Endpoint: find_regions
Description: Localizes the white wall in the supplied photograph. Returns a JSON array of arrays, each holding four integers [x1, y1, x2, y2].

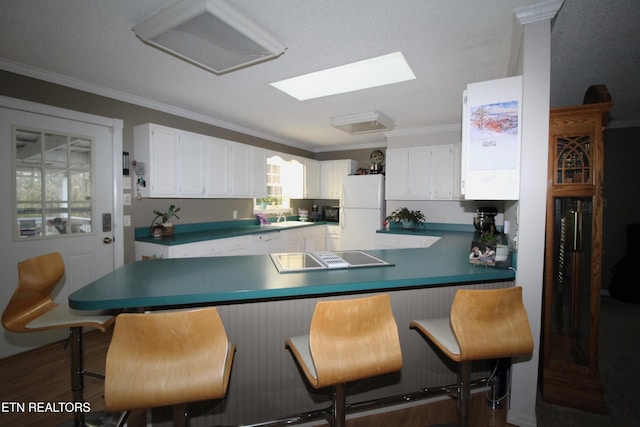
[[508, 18, 552, 427]]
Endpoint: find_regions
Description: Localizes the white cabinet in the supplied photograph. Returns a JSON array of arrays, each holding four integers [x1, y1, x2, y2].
[[135, 226, 327, 260], [204, 138, 230, 196], [251, 232, 284, 255], [320, 159, 357, 199], [281, 226, 326, 252], [134, 124, 178, 197], [134, 123, 267, 198], [135, 235, 253, 260], [326, 225, 342, 251], [179, 132, 206, 196], [385, 145, 458, 200], [461, 76, 522, 200], [303, 159, 320, 199], [375, 233, 441, 249]]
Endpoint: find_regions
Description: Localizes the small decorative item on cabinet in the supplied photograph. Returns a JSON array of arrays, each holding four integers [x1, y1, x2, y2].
[[385, 207, 426, 230], [150, 204, 181, 238]]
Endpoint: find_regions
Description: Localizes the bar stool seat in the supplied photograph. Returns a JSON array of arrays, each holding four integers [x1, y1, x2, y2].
[[286, 294, 403, 427], [2, 252, 115, 426], [411, 286, 534, 427], [104, 307, 235, 426]]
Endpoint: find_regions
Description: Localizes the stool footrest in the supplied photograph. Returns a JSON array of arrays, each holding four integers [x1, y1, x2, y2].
[[238, 377, 491, 427]]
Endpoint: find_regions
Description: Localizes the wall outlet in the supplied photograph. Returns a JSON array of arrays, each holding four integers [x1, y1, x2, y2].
[[123, 193, 131, 206], [233, 210, 238, 219], [123, 215, 132, 227]]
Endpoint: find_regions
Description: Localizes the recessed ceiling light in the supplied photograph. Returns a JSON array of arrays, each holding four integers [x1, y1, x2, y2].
[[270, 52, 416, 101], [331, 112, 395, 134], [133, 0, 286, 75]]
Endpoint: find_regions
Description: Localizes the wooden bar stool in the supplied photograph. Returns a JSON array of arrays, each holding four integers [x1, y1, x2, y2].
[[104, 307, 235, 427], [2, 252, 116, 426], [286, 294, 403, 427], [410, 286, 534, 427]]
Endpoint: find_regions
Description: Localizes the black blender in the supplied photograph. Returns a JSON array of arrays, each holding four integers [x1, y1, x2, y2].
[[473, 207, 498, 235]]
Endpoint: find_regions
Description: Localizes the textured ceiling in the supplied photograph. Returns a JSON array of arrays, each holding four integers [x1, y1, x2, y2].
[[550, 0, 640, 127], [0, 0, 637, 152]]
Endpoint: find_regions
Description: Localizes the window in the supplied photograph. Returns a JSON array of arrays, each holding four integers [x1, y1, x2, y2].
[[14, 126, 94, 239], [254, 156, 303, 212]]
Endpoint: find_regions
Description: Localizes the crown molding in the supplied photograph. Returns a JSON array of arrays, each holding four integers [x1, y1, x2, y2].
[[514, 0, 564, 25], [0, 58, 314, 151]]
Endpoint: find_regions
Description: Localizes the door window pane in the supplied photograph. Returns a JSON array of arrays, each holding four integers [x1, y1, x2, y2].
[[14, 126, 94, 239]]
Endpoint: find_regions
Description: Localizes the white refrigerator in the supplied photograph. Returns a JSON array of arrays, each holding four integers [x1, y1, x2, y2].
[[340, 174, 385, 250]]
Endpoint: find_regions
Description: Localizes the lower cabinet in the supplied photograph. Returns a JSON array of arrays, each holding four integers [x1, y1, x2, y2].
[[326, 225, 342, 251], [251, 233, 284, 255], [375, 233, 441, 249], [135, 226, 326, 260]]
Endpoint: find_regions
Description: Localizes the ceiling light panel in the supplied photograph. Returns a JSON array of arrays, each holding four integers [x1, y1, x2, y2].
[[270, 52, 416, 101], [331, 112, 395, 134], [133, 0, 286, 74]]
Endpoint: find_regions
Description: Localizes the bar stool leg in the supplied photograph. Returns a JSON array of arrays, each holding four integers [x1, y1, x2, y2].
[[332, 384, 346, 427], [70, 326, 85, 427], [173, 403, 189, 427], [457, 361, 471, 427]]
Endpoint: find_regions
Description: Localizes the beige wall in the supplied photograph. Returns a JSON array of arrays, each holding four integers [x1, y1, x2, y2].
[[0, 70, 384, 263]]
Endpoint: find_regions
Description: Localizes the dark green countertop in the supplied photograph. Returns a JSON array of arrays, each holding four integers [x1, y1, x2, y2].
[[71, 228, 514, 310], [135, 218, 330, 246]]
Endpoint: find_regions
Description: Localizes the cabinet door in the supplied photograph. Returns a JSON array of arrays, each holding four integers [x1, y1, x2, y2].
[[252, 233, 284, 254], [204, 137, 230, 196], [407, 147, 431, 198], [252, 148, 267, 198], [178, 132, 205, 196], [304, 159, 320, 198], [385, 148, 409, 199], [230, 144, 252, 197], [430, 145, 453, 199], [149, 126, 179, 196], [319, 161, 336, 199]]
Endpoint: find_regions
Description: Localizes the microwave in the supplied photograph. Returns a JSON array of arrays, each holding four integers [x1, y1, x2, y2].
[[323, 206, 340, 222]]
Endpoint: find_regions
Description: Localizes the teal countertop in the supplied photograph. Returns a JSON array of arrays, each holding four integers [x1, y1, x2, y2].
[[135, 218, 330, 246], [70, 228, 514, 310]]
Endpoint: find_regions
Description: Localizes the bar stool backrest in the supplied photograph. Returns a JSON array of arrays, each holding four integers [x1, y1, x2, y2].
[[309, 294, 403, 388], [2, 252, 63, 332], [104, 307, 235, 412], [450, 287, 534, 361]]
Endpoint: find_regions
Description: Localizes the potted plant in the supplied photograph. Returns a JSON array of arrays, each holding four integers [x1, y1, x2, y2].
[[385, 207, 426, 230], [150, 204, 181, 238]]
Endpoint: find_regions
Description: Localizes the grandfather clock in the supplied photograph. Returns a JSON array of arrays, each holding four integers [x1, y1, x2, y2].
[[541, 99, 613, 413]]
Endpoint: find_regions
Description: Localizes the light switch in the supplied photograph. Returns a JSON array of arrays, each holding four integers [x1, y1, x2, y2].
[[123, 193, 131, 206]]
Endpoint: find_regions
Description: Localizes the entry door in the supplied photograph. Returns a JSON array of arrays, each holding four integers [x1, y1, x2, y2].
[[0, 98, 123, 357]]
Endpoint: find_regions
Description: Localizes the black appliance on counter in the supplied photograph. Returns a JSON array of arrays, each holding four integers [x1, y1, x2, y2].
[[473, 207, 498, 234], [323, 206, 340, 222]]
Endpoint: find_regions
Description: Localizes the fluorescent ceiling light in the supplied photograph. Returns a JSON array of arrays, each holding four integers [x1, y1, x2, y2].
[[132, 0, 286, 74], [270, 52, 416, 101], [331, 111, 395, 134]]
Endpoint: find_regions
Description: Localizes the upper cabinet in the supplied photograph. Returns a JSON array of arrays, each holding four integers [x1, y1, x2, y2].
[[385, 144, 459, 200], [303, 158, 321, 199], [320, 159, 357, 199], [134, 123, 267, 199], [461, 76, 522, 200]]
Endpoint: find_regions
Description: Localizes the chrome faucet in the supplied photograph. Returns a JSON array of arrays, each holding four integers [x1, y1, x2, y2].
[[276, 212, 287, 223]]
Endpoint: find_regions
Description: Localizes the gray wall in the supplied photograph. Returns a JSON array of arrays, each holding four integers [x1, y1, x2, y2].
[[602, 127, 640, 289], [0, 70, 384, 263]]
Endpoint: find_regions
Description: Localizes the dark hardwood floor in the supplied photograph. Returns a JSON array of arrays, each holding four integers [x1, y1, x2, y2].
[[0, 330, 515, 426]]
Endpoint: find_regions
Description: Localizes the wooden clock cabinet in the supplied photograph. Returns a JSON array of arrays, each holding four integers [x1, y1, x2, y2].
[[541, 101, 613, 413]]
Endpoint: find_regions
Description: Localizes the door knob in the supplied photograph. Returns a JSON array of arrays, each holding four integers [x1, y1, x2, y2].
[[103, 237, 113, 244]]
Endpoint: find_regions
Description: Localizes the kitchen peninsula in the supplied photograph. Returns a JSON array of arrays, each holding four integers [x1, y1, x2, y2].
[[70, 225, 516, 425]]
